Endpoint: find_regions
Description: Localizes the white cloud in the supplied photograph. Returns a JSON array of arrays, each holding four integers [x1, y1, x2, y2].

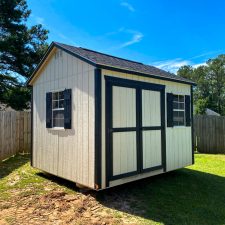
[[35, 16, 44, 24], [120, 32, 143, 48], [152, 58, 191, 74], [189, 50, 222, 60], [120, 2, 135, 12], [192, 62, 206, 68], [151, 58, 208, 74]]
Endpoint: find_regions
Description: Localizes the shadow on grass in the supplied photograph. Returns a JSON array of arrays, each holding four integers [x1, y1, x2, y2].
[[37, 167, 225, 225], [96, 169, 225, 225], [37, 172, 80, 192], [0, 154, 30, 179]]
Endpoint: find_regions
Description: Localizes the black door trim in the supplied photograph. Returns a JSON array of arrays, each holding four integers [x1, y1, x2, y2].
[[105, 76, 166, 187]]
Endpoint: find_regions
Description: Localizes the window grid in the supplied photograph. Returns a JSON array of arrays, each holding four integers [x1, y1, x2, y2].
[[52, 91, 64, 128], [173, 95, 185, 126]]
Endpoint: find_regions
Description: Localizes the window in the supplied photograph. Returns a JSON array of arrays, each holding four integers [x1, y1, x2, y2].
[[46, 89, 72, 129], [52, 91, 64, 127], [167, 93, 191, 127], [173, 95, 185, 126]]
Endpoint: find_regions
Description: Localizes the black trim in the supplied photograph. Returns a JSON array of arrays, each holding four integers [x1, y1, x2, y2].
[[105, 75, 165, 90], [105, 80, 112, 187], [191, 86, 194, 164], [46, 92, 52, 128], [142, 126, 162, 130], [185, 95, 191, 126], [110, 127, 137, 132], [167, 93, 174, 127], [94, 68, 102, 189], [105, 76, 166, 186], [99, 64, 196, 86], [142, 165, 164, 173], [64, 89, 72, 129], [31, 87, 33, 167], [161, 88, 166, 171], [137, 88, 142, 174]]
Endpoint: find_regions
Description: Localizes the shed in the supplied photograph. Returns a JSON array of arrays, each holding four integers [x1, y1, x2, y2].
[[28, 42, 195, 190]]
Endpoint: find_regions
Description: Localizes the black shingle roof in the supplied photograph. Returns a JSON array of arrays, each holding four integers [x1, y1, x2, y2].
[[54, 42, 195, 85]]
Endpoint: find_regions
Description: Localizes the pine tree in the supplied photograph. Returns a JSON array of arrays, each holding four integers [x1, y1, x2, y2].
[[0, 0, 49, 110]]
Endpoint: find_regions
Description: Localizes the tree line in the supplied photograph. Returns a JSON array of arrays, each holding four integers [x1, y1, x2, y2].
[[0, 0, 225, 115], [177, 56, 225, 115]]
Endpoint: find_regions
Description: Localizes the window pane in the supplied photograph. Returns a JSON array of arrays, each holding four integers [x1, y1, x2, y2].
[[59, 100, 64, 108], [173, 102, 179, 109], [53, 119, 64, 127], [52, 100, 58, 109], [173, 110, 185, 126], [173, 95, 179, 102], [179, 95, 184, 102], [179, 111, 185, 125], [52, 92, 58, 100], [179, 102, 184, 110], [53, 110, 64, 119], [59, 91, 64, 100], [173, 111, 179, 122]]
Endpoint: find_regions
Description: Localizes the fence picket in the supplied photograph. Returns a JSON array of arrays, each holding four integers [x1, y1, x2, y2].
[[0, 111, 31, 161], [194, 115, 225, 153]]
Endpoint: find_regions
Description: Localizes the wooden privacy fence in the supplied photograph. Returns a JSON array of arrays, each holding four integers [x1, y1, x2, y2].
[[194, 115, 225, 154], [0, 111, 31, 161]]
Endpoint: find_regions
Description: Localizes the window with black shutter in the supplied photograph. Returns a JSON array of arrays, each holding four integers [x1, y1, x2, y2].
[[46, 89, 72, 129], [167, 93, 191, 127]]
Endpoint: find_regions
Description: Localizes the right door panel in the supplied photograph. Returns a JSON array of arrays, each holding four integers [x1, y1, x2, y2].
[[142, 130, 162, 169], [141, 89, 162, 171]]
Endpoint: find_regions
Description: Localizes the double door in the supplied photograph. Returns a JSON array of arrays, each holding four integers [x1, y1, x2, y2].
[[105, 76, 166, 186]]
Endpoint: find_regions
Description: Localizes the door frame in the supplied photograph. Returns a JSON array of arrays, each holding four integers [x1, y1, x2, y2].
[[105, 76, 166, 187]]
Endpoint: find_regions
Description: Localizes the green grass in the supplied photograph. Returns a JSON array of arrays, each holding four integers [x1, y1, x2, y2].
[[98, 154, 225, 225], [0, 154, 225, 225], [0, 155, 75, 201]]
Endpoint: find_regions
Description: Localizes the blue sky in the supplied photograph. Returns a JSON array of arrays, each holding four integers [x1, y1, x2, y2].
[[27, 0, 225, 73]]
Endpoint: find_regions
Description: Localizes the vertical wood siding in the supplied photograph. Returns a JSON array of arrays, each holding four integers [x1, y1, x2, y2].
[[142, 90, 161, 126], [113, 86, 136, 128], [113, 132, 137, 176], [101, 69, 192, 188], [32, 48, 95, 188], [0, 111, 31, 161]]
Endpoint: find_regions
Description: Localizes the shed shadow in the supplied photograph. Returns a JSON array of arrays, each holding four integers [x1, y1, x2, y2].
[[94, 169, 225, 225]]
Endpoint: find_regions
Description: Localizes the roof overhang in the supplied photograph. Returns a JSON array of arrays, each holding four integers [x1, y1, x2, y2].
[[27, 42, 196, 86]]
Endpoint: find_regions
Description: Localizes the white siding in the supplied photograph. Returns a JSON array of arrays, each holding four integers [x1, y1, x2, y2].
[[101, 69, 192, 189], [143, 130, 162, 169], [113, 86, 136, 128], [32, 48, 95, 188], [113, 132, 137, 176], [142, 90, 161, 126]]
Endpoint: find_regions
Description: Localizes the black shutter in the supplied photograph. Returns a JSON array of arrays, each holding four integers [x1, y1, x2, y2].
[[46, 92, 52, 128], [167, 93, 174, 127], [64, 89, 72, 129], [185, 95, 191, 126]]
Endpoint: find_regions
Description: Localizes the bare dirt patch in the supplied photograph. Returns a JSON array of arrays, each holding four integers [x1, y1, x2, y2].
[[0, 190, 124, 225]]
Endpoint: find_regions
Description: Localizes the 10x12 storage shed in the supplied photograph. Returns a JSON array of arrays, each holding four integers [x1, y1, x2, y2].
[[27, 42, 195, 190]]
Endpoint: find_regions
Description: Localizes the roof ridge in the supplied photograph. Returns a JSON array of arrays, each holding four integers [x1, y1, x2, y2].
[[79, 47, 144, 65]]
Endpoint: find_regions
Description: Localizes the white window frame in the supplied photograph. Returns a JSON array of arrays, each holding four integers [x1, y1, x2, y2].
[[52, 90, 64, 128], [173, 94, 185, 126]]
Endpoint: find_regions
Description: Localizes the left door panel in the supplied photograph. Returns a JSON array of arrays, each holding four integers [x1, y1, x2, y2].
[[111, 86, 138, 178]]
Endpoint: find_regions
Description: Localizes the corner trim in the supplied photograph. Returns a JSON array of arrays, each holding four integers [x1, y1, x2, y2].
[[94, 68, 102, 189], [191, 86, 194, 164], [31, 87, 33, 166]]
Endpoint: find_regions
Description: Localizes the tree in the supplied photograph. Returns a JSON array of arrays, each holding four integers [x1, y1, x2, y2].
[[177, 55, 225, 115], [0, 0, 49, 110]]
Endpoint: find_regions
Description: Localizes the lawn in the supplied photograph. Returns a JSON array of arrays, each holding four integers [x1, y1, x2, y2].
[[0, 154, 225, 225]]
